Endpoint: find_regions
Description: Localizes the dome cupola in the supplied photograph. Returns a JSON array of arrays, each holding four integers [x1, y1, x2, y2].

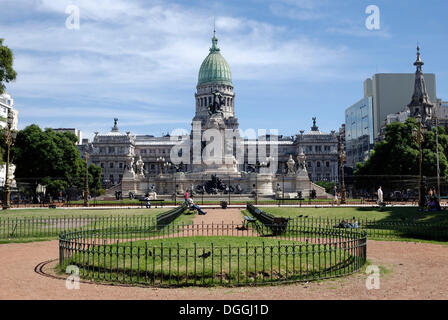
[[197, 30, 232, 87]]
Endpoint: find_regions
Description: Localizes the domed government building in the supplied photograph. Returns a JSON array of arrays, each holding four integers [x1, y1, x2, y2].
[[81, 31, 339, 199]]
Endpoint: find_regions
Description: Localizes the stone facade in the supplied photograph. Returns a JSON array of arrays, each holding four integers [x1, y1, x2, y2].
[[87, 119, 135, 188], [81, 31, 337, 197]]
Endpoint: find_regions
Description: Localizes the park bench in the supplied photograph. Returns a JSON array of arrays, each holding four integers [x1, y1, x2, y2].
[[185, 203, 199, 215], [138, 198, 165, 208], [246, 203, 290, 235], [276, 197, 305, 206]]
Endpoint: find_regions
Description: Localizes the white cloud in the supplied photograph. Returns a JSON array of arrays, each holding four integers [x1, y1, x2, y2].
[[3, 0, 361, 137]]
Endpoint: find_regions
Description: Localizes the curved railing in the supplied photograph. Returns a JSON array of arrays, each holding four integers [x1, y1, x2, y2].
[[58, 221, 367, 287]]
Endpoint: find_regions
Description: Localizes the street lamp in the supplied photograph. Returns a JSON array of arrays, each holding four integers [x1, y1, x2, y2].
[[434, 113, 441, 197], [156, 156, 165, 175], [163, 161, 172, 174], [249, 161, 268, 205], [2, 109, 17, 210], [339, 143, 346, 204], [413, 115, 425, 209], [83, 148, 89, 207]]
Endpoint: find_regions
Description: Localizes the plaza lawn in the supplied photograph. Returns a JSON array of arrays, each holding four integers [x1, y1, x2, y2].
[[245, 206, 448, 243], [0, 207, 195, 242], [254, 206, 448, 225], [0, 208, 170, 219], [64, 236, 360, 286]]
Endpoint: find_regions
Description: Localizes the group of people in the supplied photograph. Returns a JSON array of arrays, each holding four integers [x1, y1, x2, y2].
[[336, 218, 360, 229], [378, 185, 443, 211], [184, 191, 207, 215]]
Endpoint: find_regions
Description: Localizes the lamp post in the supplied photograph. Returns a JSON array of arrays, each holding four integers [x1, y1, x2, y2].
[[156, 157, 165, 176], [413, 116, 425, 209], [435, 114, 441, 197], [83, 149, 89, 207], [339, 144, 346, 205], [2, 109, 17, 210]]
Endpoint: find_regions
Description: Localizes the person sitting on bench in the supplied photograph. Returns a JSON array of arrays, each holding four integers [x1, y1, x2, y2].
[[187, 198, 207, 215]]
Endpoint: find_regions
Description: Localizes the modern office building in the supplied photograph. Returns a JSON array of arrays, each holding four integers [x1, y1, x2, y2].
[[364, 72, 437, 141], [345, 97, 374, 169], [345, 48, 439, 169]]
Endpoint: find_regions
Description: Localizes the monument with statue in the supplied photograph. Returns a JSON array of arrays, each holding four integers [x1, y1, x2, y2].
[[94, 31, 331, 201]]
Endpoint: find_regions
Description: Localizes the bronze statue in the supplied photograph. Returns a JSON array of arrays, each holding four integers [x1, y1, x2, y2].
[[208, 90, 223, 116]]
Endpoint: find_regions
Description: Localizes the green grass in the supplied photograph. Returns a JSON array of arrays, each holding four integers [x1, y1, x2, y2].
[[0, 207, 195, 243], [0, 208, 167, 219], [255, 206, 448, 224], [61, 235, 365, 287], [246, 207, 448, 243]]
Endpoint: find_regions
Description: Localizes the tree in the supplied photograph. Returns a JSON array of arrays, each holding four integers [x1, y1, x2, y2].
[[88, 164, 103, 196], [0, 39, 17, 165], [10, 125, 102, 201], [314, 180, 337, 194], [354, 118, 448, 193], [0, 39, 17, 94]]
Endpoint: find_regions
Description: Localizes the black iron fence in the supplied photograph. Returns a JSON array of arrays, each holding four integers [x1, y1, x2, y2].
[[0, 206, 189, 240], [247, 206, 448, 242], [58, 223, 367, 287]]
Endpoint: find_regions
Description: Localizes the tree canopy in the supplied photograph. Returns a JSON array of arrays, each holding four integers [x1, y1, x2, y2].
[[0, 39, 17, 94], [10, 124, 102, 199], [354, 118, 448, 192]]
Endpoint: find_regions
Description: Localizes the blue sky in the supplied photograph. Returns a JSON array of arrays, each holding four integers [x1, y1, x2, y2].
[[2, 0, 448, 140]]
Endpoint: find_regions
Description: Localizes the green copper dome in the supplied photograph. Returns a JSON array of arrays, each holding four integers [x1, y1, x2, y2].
[[197, 31, 232, 86]]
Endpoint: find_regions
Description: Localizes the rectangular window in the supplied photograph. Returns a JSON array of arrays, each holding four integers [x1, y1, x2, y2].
[[119, 163, 123, 169], [110, 162, 114, 168]]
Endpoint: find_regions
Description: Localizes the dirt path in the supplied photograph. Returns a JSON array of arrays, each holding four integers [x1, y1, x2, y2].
[[192, 208, 244, 225], [1, 208, 448, 300]]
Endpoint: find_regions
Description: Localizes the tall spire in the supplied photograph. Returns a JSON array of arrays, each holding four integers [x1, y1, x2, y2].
[[414, 44, 424, 72], [408, 45, 434, 124]]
